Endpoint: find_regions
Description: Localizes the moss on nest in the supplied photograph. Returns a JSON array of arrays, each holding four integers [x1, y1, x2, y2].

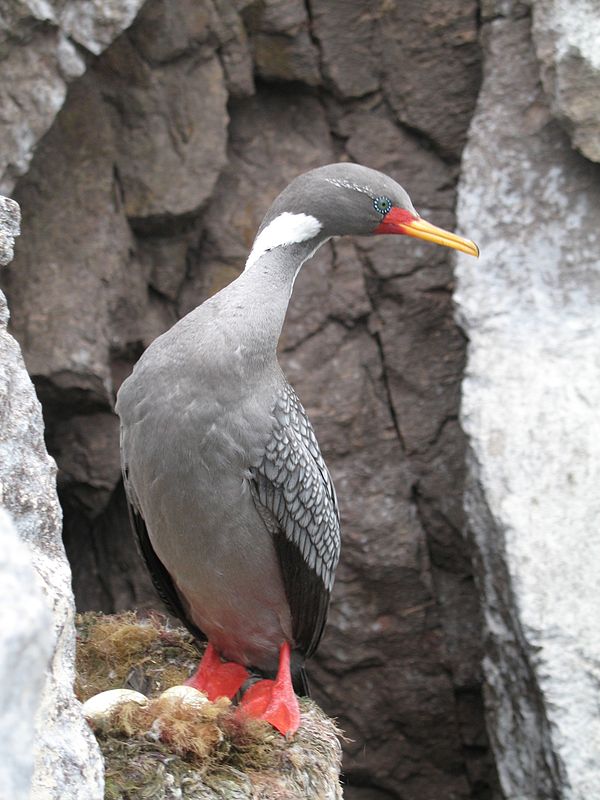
[[76, 612, 343, 799], [76, 611, 198, 701]]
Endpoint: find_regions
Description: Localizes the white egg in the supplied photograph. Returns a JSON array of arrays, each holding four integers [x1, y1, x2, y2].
[[159, 685, 209, 707], [82, 688, 148, 724]]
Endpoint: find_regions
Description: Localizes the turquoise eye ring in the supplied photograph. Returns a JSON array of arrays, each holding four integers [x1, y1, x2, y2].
[[373, 196, 392, 215]]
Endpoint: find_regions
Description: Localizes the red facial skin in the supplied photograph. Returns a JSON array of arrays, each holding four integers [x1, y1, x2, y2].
[[374, 207, 418, 235]]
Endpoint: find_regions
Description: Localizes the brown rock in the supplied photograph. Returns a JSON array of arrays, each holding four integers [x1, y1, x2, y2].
[[128, 0, 255, 97], [310, 0, 382, 98], [0, 0, 145, 194], [244, 0, 320, 86], [138, 236, 189, 303], [3, 79, 134, 405], [206, 0, 256, 97], [128, 0, 213, 62], [48, 412, 122, 516], [99, 38, 229, 220], [311, 0, 481, 157], [379, 0, 481, 159]]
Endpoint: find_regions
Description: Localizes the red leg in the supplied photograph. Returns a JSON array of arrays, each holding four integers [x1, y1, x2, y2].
[[238, 642, 300, 736], [185, 643, 249, 701]]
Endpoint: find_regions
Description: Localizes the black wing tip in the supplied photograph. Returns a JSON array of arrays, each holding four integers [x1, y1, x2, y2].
[[293, 664, 311, 697], [271, 528, 332, 658]]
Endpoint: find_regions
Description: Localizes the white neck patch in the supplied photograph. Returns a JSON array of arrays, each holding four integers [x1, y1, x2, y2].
[[245, 212, 322, 270]]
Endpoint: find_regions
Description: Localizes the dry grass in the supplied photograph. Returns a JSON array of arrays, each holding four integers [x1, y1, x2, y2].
[[76, 611, 198, 701], [76, 612, 343, 799]]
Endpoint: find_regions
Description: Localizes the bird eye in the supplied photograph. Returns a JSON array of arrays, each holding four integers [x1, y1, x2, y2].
[[373, 196, 393, 216]]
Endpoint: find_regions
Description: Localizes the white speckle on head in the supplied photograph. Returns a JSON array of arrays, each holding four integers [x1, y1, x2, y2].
[[245, 212, 322, 270], [324, 176, 373, 196]]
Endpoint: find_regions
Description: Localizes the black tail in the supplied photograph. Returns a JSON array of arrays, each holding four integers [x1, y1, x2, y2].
[[293, 665, 311, 697]]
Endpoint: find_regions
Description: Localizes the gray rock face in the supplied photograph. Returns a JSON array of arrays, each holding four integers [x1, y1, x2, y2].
[[1, 2, 498, 798], [0, 197, 20, 266], [54, 0, 143, 54], [0, 508, 53, 800], [0, 198, 103, 799], [0, 0, 145, 194], [532, 0, 600, 163], [456, 8, 600, 800]]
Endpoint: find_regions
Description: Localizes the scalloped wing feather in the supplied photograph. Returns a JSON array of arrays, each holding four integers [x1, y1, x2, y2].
[[250, 384, 341, 658]]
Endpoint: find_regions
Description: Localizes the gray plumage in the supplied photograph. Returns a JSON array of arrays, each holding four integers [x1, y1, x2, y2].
[[116, 163, 419, 677]]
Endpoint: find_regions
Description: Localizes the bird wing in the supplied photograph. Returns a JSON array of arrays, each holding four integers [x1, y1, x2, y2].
[[122, 464, 206, 641], [249, 384, 341, 658]]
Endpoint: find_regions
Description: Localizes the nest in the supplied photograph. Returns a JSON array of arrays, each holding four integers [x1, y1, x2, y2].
[[76, 612, 343, 799]]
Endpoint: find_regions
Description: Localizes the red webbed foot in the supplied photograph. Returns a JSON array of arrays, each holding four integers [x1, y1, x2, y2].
[[238, 642, 300, 736], [185, 642, 249, 701]]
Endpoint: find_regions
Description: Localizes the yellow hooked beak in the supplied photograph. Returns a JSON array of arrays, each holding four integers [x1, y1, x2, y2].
[[402, 217, 480, 257], [375, 207, 479, 257]]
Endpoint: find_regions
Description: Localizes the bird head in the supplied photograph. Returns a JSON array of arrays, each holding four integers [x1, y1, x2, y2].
[[250, 163, 478, 267]]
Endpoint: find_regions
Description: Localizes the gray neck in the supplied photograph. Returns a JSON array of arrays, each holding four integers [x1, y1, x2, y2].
[[225, 236, 327, 359]]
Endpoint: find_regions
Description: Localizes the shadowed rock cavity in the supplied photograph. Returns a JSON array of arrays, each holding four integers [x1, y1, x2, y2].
[[1, 1, 499, 798]]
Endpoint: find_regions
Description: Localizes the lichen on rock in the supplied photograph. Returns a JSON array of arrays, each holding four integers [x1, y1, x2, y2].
[[456, 6, 600, 799], [532, 0, 600, 163], [0, 197, 20, 267], [0, 508, 53, 800]]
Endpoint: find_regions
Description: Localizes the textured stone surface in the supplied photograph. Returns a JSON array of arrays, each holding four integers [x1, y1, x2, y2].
[[456, 9, 600, 800], [1, 2, 498, 798], [0, 508, 53, 800], [55, 0, 143, 54], [100, 37, 229, 219], [0, 197, 21, 266], [0, 0, 145, 194], [0, 199, 104, 799], [244, 0, 320, 86], [310, 0, 481, 158], [1, 78, 145, 401], [532, 0, 600, 163]]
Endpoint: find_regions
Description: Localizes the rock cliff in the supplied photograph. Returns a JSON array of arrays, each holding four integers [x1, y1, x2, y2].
[[2, 0, 599, 798], [1, 3, 494, 798], [456, 3, 600, 798], [0, 196, 104, 799]]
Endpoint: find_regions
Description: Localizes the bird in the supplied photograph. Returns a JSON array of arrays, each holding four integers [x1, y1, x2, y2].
[[115, 163, 478, 737]]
